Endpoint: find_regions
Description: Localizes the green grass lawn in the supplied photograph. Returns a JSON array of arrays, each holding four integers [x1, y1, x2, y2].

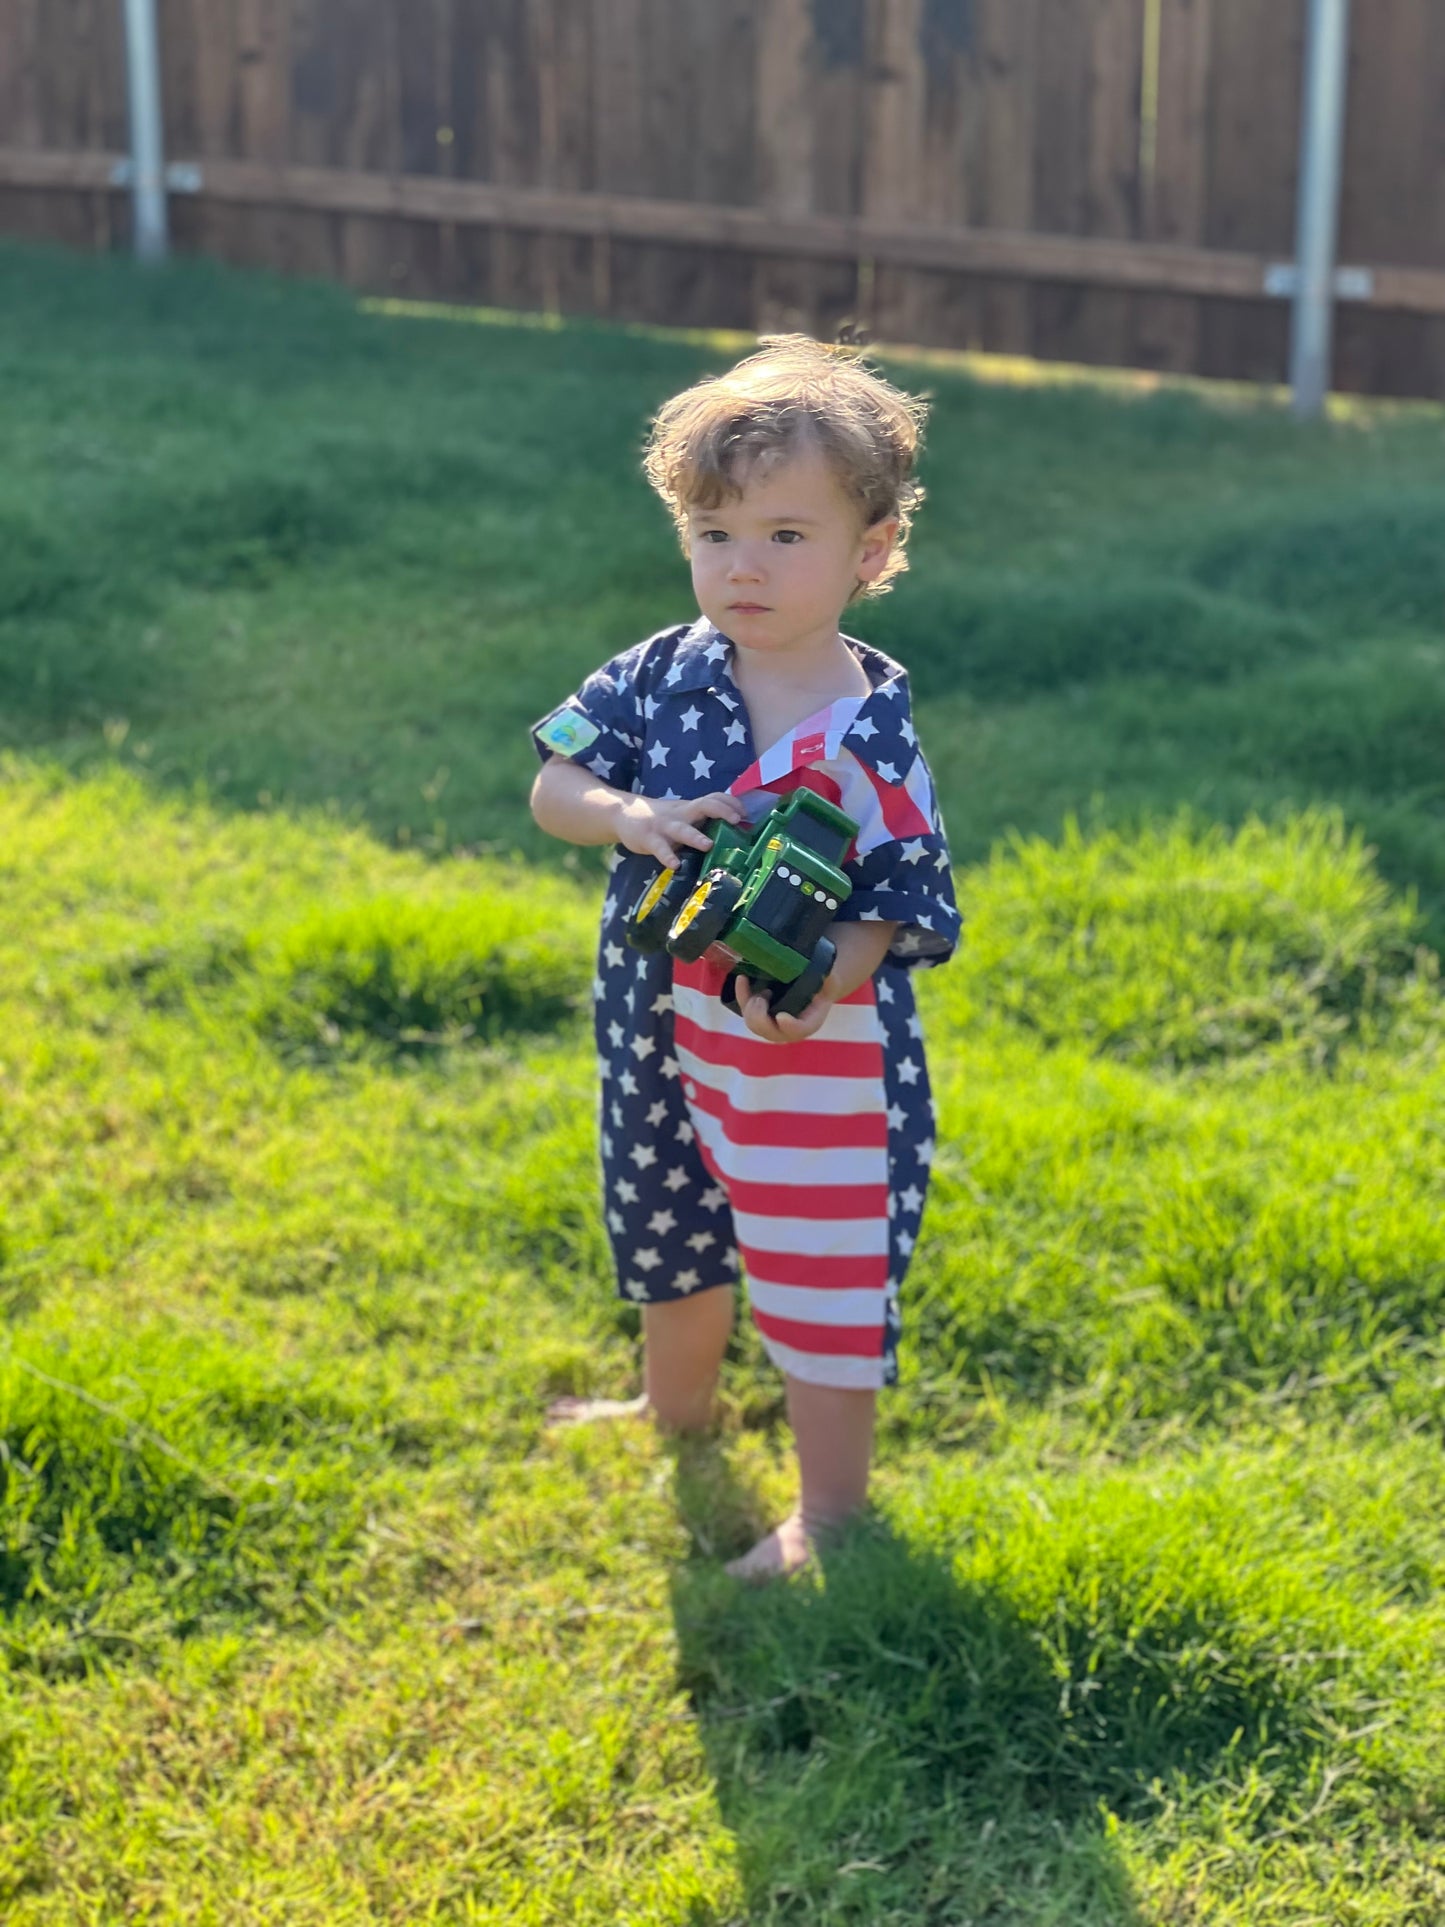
[[1, 241, 1444, 1923]]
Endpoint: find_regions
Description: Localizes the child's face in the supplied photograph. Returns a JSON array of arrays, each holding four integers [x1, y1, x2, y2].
[[686, 446, 897, 657]]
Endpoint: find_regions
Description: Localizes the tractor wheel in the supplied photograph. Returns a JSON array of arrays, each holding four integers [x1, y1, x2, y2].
[[667, 870, 743, 962], [625, 847, 704, 953], [771, 935, 836, 1017]]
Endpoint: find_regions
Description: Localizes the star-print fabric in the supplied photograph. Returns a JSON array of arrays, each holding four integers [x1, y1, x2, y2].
[[531, 619, 959, 1390]]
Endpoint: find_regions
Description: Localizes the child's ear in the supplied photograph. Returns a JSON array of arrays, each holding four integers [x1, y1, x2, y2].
[[856, 516, 900, 585]]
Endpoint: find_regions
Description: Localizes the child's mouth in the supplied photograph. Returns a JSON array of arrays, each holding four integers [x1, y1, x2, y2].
[[729, 603, 770, 615]]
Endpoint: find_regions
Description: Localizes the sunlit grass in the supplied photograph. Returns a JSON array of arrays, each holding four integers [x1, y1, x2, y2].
[[2, 760, 1443, 1921], [2, 242, 1444, 1921], [2, 241, 1443, 933]]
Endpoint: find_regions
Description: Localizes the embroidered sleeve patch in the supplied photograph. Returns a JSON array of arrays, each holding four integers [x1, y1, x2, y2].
[[536, 705, 602, 756]]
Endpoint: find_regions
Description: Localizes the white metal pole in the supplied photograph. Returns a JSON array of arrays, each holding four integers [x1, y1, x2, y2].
[[122, 0, 169, 261], [1290, 0, 1352, 418]]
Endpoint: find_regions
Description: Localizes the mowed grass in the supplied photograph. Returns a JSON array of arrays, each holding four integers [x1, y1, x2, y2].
[[1, 242, 1444, 1922], [2, 242, 1444, 939], [4, 770, 1444, 1924]]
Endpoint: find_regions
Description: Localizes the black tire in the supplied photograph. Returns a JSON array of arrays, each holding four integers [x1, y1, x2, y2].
[[667, 870, 744, 962], [771, 935, 836, 1017], [624, 847, 704, 953], [720, 968, 745, 1016]]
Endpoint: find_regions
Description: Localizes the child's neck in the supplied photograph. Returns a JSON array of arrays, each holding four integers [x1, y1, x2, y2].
[[728, 625, 870, 752]]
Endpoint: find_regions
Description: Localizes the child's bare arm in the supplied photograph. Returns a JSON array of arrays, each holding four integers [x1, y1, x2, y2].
[[530, 756, 745, 866], [823, 920, 903, 1000], [735, 919, 900, 1045]]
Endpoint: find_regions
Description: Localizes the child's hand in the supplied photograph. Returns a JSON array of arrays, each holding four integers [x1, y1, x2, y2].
[[615, 791, 746, 868], [734, 975, 837, 1044], [733, 924, 901, 1045]]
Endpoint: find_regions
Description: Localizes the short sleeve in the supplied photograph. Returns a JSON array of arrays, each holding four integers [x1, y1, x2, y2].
[[833, 750, 960, 969], [530, 652, 641, 792], [836, 836, 960, 968]]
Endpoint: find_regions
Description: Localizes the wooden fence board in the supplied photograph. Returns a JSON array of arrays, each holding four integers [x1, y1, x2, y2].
[[908, 0, 989, 354], [237, 0, 291, 241], [972, 0, 1040, 356], [0, 0, 41, 150], [548, 0, 596, 315], [1198, 0, 1304, 385], [33, 0, 83, 147], [672, 0, 760, 328], [1030, 0, 1147, 370], [1135, 0, 1213, 373], [862, 0, 928, 347], [1333, 0, 1445, 397], [3, 0, 1443, 399], [155, 0, 201, 157], [589, 0, 644, 319], [632, 0, 708, 329], [446, 0, 490, 304], [18, 0, 116, 252], [755, 0, 827, 337], [483, 0, 535, 310], [787, 0, 863, 343], [0, 0, 36, 244], [811, 0, 864, 221], [330, 0, 402, 298], [13, 149, 1445, 311]]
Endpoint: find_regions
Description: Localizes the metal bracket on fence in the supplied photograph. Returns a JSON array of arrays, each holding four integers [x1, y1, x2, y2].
[[108, 160, 203, 195], [1264, 263, 1375, 302]]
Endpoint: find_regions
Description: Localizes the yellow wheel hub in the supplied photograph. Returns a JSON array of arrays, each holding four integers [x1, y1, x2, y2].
[[672, 878, 713, 934], [637, 865, 674, 921]]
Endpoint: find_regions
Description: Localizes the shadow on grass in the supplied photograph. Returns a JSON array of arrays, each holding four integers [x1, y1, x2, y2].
[[663, 1440, 1151, 1925]]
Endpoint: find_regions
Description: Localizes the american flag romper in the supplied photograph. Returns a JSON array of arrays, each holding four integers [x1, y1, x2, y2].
[[532, 619, 960, 1391]]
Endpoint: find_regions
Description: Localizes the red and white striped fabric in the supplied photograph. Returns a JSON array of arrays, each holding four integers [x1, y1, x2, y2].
[[662, 694, 926, 1388], [673, 955, 892, 1391], [727, 694, 935, 853]]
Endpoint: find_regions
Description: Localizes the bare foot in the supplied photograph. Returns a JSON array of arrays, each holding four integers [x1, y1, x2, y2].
[[724, 1510, 814, 1583], [545, 1393, 649, 1427]]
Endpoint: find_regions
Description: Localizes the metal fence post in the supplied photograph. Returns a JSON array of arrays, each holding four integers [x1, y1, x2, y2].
[[122, 0, 169, 261], [1290, 0, 1352, 418]]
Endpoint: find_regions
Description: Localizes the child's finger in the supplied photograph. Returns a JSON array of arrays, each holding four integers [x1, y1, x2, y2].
[[734, 976, 767, 1038], [648, 835, 679, 867], [687, 792, 746, 823], [673, 824, 715, 853], [743, 992, 784, 1043]]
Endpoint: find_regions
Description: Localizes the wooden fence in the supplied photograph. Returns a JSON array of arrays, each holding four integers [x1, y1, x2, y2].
[[2, 0, 1443, 397]]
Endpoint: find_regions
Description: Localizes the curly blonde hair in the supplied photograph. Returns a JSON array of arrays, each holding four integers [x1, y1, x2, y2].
[[643, 335, 929, 600]]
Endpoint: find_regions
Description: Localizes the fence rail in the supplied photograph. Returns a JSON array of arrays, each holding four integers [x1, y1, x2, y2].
[[2, 0, 1443, 398]]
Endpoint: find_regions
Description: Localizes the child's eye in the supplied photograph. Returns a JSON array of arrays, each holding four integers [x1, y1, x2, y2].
[[772, 530, 804, 544], [698, 529, 729, 544]]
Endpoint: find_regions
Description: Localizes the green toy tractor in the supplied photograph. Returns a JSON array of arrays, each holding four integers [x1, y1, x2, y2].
[[624, 788, 857, 1017]]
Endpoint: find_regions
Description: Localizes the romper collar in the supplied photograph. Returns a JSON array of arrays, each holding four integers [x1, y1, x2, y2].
[[658, 619, 915, 772]]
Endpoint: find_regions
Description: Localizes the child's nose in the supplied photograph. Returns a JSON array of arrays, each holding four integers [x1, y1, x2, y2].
[[726, 543, 765, 581]]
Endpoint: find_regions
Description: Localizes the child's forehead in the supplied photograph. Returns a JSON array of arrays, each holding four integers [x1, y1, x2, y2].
[[689, 445, 853, 519]]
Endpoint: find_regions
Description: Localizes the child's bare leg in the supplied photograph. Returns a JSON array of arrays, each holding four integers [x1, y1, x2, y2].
[[643, 1288, 734, 1430], [546, 1288, 733, 1431], [725, 1376, 876, 1582]]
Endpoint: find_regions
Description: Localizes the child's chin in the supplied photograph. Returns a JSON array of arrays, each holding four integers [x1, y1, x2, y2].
[[717, 612, 789, 646]]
